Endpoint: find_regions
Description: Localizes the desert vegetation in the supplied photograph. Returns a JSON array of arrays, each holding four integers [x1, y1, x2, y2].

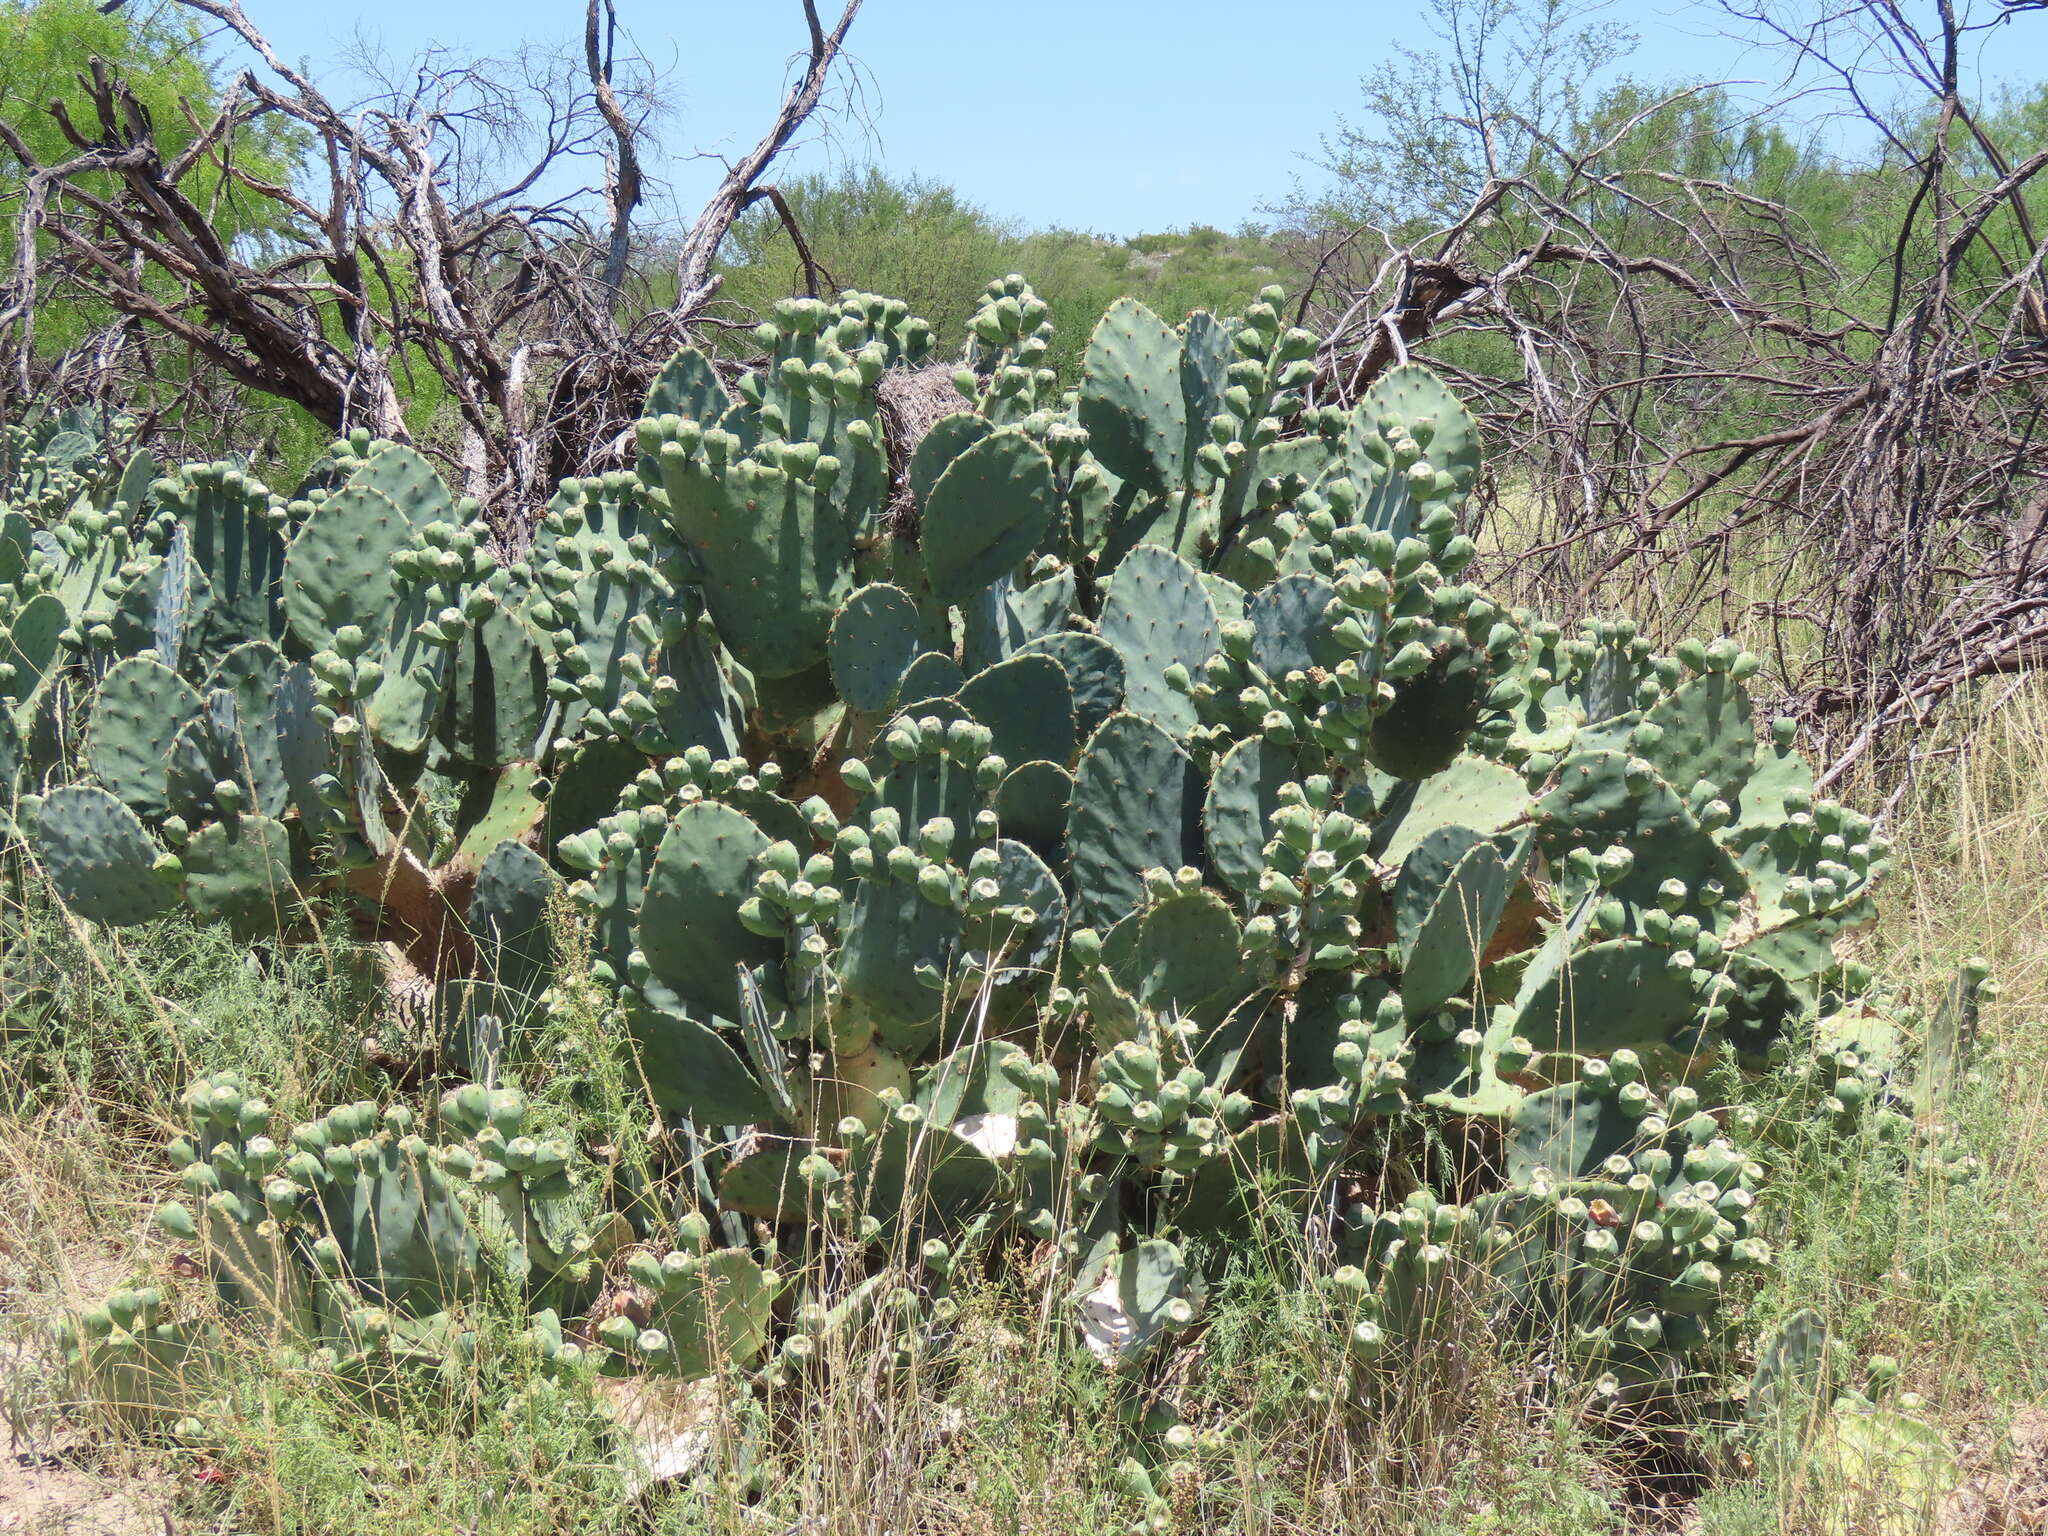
[[1, 2, 2045, 1534]]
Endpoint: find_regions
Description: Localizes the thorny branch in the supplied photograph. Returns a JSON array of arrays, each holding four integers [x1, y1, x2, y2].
[[0, 0, 864, 531], [1288, 0, 2048, 793]]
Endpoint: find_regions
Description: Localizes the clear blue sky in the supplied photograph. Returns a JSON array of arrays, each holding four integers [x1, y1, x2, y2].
[[247, 0, 2048, 237]]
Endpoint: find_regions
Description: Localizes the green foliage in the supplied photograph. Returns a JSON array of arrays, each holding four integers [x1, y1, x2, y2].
[[711, 169, 1285, 380]]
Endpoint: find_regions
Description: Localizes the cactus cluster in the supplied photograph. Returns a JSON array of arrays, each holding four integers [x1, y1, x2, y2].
[[5, 281, 1981, 1447]]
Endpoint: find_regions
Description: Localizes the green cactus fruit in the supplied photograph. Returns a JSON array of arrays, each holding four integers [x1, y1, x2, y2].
[[1070, 713, 1202, 929], [36, 786, 177, 925], [920, 430, 1057, 607]]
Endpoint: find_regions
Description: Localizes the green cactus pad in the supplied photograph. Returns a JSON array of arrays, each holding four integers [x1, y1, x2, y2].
[[348, 443, 457, 527], [1537, 749, 1744, 918], [1070, 712, 1201, 930], [993, 759, 1071, 862], [1077, 1237, 1199, 1367], [893, 651, 966, 709], [543, 737, 645, 847], [454, 763, 547, 864], [909, 413, 995, 507], [851, 1106, 1009, 1228], [633, 1247, 773, 1379], [839, 860, 963, 1055], [1747, 1308, 1829, 1431], [914, 1037, 1035, 1127], [35, 786, 175, 925], [281, 484, 411, 653], [1373, 755, 1533, 865], [640, 345, 732, 427], [439, 605, 549, 769], [656, 450, 855, 680], [959, 652, 1075, 768], [1177, 311, 1234, 480], [920, 430, 1057, 607], [0, 592, 64, 709], [1098, 546, 1218, 738], [1366, 640, 1490, 780], [1634, 671, 1756, 806], [640, 800, 780, 1023], [1109, 889, 1244, 1015], [85, 656, 203, 816], [1080, 298, 1185, 496], [109, 531, 212, 673], [166, 466, 288, 656], [981, 837, 1067, 978], [1358, 363, 1482, 496], [182, 813, 296, 938], [625, 982, 778, 1126], [205, 642, 290, 815], [1507, 1083, 1642, 1182], [1512, 937, 1700, 1058], [1014, 631, 1125, 740], [164, 688, 284, 823], [272, 662, 336, 831], [1395, 829, 1520, 1016], [829, 583, 924, 713], [468, 838, 557, 1010], [1203, 736, 1298, 893], [1248, 574, 1344, 681], [962, 568, 1076, 673]]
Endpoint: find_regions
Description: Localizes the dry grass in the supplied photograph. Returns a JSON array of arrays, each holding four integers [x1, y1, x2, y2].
[[5, 685, 2048, 1535]]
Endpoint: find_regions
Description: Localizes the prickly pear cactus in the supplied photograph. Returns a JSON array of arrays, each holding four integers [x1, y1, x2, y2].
[[20, 279, 1956, 1425]]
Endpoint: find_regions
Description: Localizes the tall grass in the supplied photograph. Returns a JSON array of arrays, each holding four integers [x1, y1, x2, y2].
[[6, 685, 2048, 1534]]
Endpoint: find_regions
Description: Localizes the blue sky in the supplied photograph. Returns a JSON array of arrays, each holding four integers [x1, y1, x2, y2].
[[248, 0, 2048, 237]]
